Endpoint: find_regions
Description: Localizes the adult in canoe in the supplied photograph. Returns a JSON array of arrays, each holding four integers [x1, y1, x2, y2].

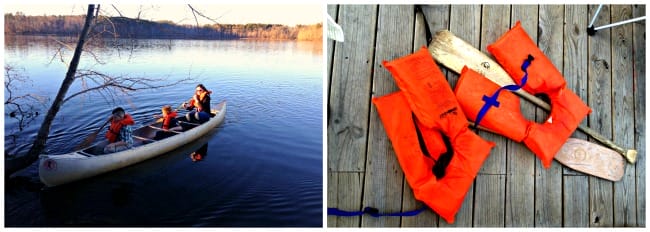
[[104, 107, 135, 153], [182, 84, 212, 124]]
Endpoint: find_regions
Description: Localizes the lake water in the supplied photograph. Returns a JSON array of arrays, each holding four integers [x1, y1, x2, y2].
[[4, 36, 323, 226]]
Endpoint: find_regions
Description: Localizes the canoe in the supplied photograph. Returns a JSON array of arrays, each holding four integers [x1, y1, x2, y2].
[[38, 101, 227, 187]]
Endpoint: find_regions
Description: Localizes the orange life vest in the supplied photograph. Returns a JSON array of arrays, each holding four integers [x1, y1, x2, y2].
[[162, 111, 178, 130], [473, 21, 592, 168], [189, 91, 212, 113], [377, 48, 495, 224], [106, 114, 135, 143]]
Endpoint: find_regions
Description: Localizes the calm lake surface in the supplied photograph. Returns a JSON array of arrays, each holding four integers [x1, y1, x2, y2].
[[4, 36, 323, 226]]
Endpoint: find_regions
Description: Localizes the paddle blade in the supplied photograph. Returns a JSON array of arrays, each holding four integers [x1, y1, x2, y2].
[[554, 138, 625, 181], [76, 133, 98, 150], [75, 120, 108, 150]]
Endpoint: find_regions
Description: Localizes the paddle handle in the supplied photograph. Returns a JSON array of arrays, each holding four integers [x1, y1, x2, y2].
[[178, 97, 194, 110], [98, 119, 110, 131], [428, 29, 636, 163], [75, 119, 110, 150]]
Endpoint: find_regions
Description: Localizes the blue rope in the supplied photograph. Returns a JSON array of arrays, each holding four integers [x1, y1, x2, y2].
[[474, 54, 534, 128], [328, 206, 428, 217]]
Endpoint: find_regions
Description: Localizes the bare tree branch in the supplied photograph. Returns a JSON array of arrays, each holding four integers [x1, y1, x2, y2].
[[51, 38, 75, 51], [62, 69, 192, 104], [188, 5, 200, 28], [94, 4, 101, 20], [4, 65, 49, 132], [187, 4, 222, 26], [111, 4, 124, 17]]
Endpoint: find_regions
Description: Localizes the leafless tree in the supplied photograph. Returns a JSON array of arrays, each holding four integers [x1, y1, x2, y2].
[[5, 4, 192, 177]]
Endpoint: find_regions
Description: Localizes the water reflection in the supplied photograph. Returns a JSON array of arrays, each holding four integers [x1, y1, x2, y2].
[[190, 144, 208, 162], [5, 35, 322, 226], [34, 130, 219, 225]]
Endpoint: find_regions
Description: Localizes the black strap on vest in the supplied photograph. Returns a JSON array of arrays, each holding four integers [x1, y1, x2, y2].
[[411, 113, 453, 179], [415, 5, 433, 45]]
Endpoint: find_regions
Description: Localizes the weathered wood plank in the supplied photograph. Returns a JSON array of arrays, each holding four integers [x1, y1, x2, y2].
[[561, 5, 591, 227], [327, 5, 338, 101], [447, 4, 479, 89], [564, 175, 590, 226], [405, 4, 451, 226], [530, 4, 564, 227], [328, 5, 377, 172], [362, 5, 414, 227], [400, 180, 439, 226], [402, 7, 442, 227], [587, 4, 614, 227], [632, 4, 646, 227], [472, 5, 510, 227], [327, 171, 338, 227], [505, 5, 537, 227], [562, 5, 590, 152], [474, 174, 506, 226], [611, 4, 637, 227], [329, 172, 365, 227], [418, 4, 451, 87], [440, 4, 478, 227], [477, 5, 510, 175]]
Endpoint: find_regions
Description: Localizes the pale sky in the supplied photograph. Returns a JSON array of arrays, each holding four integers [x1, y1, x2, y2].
[[3, 3, 323, 26]]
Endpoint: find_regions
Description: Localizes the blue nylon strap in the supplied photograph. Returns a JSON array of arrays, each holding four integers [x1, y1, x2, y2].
[[473, 54, 534, 128], [328, 206, 428, 217]]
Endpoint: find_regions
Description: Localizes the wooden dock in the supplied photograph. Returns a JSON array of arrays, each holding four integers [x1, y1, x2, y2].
[[327, 4, 645, 227]]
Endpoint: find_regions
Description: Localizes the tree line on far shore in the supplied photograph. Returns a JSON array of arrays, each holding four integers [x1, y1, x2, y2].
[[4, 13, 322, 41]]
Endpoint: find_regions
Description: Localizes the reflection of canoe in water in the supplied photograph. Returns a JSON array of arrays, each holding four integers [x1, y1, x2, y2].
[[39, 101, 227, 187]]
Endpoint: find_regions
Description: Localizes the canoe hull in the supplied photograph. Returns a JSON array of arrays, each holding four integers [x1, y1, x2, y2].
[[39, 101, 226, 187]]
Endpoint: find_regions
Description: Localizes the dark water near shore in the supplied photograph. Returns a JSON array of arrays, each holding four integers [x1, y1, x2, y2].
[[4, 36, 323, 226]]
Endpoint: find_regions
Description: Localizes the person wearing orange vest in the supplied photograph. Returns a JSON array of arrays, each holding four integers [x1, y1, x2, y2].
[[454, 22, 591, 168], [153, 105, 181, 140], [374, 48, 495, 224], [104, 107, 135, 153], [182, 84, 212, 123]]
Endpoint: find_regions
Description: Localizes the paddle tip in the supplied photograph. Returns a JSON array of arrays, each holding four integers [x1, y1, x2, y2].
[[626, 150, 637, 164]]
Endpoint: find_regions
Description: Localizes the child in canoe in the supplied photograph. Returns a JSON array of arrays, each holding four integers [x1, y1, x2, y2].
[[104, 107, 135, 153], [153, 105, 182, 140]]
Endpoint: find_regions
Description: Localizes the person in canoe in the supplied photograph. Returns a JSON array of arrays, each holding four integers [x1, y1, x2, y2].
[[153, 105, 182, 140], [181, 83, 212, 123], [104, 107, 135, 153]]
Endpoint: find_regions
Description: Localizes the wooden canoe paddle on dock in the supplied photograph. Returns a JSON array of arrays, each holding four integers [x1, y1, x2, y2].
[[428, 29, 636, 164], [469, 122, 624, 181], [428, 30, 627, 181]]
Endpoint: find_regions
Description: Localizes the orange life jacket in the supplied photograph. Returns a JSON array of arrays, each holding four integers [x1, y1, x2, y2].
[[377, 48, 495, 224], [473, 21, 591, 168], [106, 114, 135, 143], [189, 91, 212, 113], [162, 111, 178, 130]]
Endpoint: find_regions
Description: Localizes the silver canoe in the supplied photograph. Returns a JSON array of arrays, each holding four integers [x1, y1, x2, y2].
[[39, 101, 227, 187]]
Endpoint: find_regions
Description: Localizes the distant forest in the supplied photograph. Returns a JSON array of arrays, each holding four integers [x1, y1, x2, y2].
[[4, 13, 322, 41]]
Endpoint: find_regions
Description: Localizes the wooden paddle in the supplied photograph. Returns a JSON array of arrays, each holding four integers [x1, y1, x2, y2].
[[428, 29, 637, 164], [177, 97, 194, 110], [76, 119, 110, 150], [469, 122, 624, 181]]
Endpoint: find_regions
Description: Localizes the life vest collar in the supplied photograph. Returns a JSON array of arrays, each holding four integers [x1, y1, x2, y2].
[[162, 111, 177, 129], [106, 114, 134, 143]]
